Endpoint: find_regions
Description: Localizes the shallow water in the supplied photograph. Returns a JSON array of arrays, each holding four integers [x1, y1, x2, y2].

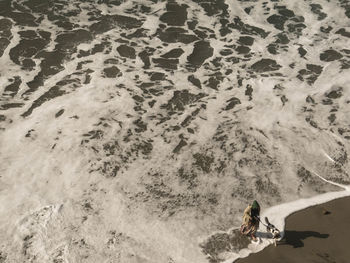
[[0, 0, 349, 262]]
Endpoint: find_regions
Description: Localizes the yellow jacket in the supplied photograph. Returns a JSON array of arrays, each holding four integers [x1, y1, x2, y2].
[[242, 205, 252, 225]]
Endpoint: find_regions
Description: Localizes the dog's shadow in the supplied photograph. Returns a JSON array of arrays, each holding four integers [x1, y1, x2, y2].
[[277, 230, 329, 248], [256, 230, 329, 248]]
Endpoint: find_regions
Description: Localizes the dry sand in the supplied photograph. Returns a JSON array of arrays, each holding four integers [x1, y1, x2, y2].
[[236, 196, 350, 263]]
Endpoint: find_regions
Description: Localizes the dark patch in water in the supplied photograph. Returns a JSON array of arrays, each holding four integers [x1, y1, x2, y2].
[[103, 66, 121, 78], [157, 27, 199, 44], [0, 0, 11, 15], [150, 72, 165, 81], [181, 108, 200, 127], [336, 28, 350, 38], [0, 18, 12, 56], [56, 29, 92, 51], [278, 7, 295, 18], [267, 14, 288, 30], [133, 118, 147, 133], [193, 153, 214, 173], [320, 26, 332, 34], [132, 95, 144, 103], [325, 87, 343, 99], [22, 234, 34, 256], [229, 17, 269, 38], [250, 59, 281, 72], [10, 12, 37, 27], [287, 22, 306, 36], [305, 117, 318, 129], [22, 79, 79, 117], [297, 64, 323, 85], [245, 84, 253, 100], [238, 36, 254, 46], [0, 103, 24, 110], [90, 14, 143, 34], [0, 37, 10, 57], [87, 41, 112, 56], [337, 0, 350, 18], [83, 130, 104, 141], [219, 49, 233, 56], [18, 30, 36, 39], [22, 0, 52, 13], [267, 32, 290, 54], [160, 2, 188, 26], [152, 58, 179, 70], [151, 72, 166, 81], [225, 97, 241, 110], [9, 37, 48, 66], [267, 43, 278, 55], [188, 75, 202, 88], [206, 75, 221, 90], [320, 49, 343, 62], [298, 46, 307, 57], [161, 48, 184, 58], [173, 139, 187, 153], [55, 109, 65, 118], [192, 0, 229, 17], [4, 76, 22, 97], [138, 48, 155, 69], [124, 28, 147, 39], [161, 90, 206, 113], [276, 32, 290, 44], [23, 29, 93, 94], [340, 58, 350, 70], [117, 45, 136, 59], [321, 98, 333, 105], [280, 95, 288, 106], [187, 40, 213, 67], [177, 167, 198, 189], [328, 114, 336, 124], [244, 7, 253, 14], [306, 64, 323, 74], [0, 250, 7, 262], [310, 4, 327, 20], [235, 46, 250, 54], [219, 18, 232, 37], [21, 58, 36, 70], [194, 28, 208, 39], [100, 161, 120, 178]]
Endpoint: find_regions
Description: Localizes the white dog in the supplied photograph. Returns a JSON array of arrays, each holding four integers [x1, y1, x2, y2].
[[264, 217, 281, 246]]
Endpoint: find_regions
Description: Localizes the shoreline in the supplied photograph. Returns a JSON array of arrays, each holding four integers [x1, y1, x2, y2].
[[234, 195, 350, 263]]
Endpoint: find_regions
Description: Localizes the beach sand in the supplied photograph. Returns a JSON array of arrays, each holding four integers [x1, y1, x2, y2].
[[236, 196, 350, 263]]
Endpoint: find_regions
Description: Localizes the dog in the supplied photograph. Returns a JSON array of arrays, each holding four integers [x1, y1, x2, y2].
[[264, 217, 281, 246]]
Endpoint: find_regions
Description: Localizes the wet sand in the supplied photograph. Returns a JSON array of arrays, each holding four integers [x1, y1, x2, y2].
[[236, 196, 350, 263]]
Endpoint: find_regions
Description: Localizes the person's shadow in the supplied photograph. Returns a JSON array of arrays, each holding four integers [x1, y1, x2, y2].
[[279, 230, 329, 248]]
